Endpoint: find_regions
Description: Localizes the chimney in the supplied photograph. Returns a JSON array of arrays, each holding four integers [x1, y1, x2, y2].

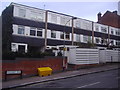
[[113, 11, 117, 15], [97, 12, 102, 22]]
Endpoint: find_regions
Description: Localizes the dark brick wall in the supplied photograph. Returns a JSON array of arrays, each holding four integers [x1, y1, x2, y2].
[[2, 57, 67, 80], [98, 11, 120, 28]]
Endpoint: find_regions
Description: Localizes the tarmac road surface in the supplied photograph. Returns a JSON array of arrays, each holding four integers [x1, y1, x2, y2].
[[20, 69, 120, 89]]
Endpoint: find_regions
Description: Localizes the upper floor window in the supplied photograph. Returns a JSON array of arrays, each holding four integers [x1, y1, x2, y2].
[[30, 27, 43, 37], [37, 12, 44, 21], [30, 12, 36, 20], [30, 27, 36, 36], [110, 40, 114, 45], [101, 26, 107, 33], [51, 30, 56, 38], [18, 25, 25, 35], [37, 28, 42, 37], [116, 30, 120, 36], [111, 29, 114, 35], [76, 34, 80, 42], [95, 25, 99, 31], [83, 35, 88, 42], [95, 38, 100, 43], [30, 11, 44, 21], [101, 38, 107, 45], [19, 9, 26, 17], [51, 14, 57, 23], [116, 41, 120, 46], [75, 20, 81, 28], [65, 32, 70, 40], [60, 17, 66, 25], [60, 32, 64, 39]]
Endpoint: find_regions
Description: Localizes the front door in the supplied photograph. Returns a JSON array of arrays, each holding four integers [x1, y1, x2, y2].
[[18, 45, 25, 53]]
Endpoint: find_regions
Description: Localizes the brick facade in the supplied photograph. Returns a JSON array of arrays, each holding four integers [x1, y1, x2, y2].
[[2, 57, 67, 80], [98, 11, 120, 28], [68, 64, 99, 70]]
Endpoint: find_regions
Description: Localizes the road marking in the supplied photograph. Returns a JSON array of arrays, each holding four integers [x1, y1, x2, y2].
[[77, 82, 100, 88]]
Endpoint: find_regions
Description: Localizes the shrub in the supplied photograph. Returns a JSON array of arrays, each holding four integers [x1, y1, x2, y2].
[[2, 50, 55, 60]]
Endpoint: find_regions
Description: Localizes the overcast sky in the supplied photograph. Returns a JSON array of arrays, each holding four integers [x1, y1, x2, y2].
[[0, 0, 119, 22]]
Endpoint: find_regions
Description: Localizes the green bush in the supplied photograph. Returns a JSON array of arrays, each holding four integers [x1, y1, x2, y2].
[[2, 50, 55, 60]]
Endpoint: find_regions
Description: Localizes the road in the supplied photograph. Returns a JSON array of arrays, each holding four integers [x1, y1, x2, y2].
[[19, 69, 120, 88]]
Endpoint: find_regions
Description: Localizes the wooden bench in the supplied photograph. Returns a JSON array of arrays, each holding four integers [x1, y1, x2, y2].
[[5, 70, 22, 80]]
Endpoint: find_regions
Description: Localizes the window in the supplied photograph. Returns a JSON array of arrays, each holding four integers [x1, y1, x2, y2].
[[30, 12, 37, 20], [37, 28, 42, 37], [95, 25, 99, 31], [51, 14, 57, 23], [31, 11, 44, 21], [19, 9, 26, 17], [115, 30, 120, 36], [18, 45, 25, 53], [37, 12, 44, 21], [75, 20, 81, 28], [60, 17, 66, 25], [95, 38, 100, 43], [30, 27, 36, 36], [51, 30, 56, 38], [83, 35, 88, 42], [101, 38, 107, 45], [116, 31, 118, 35], [11, 43, 17, 52], [60, 32, 64, 39], [65, 32, 70, 40], [76, 34, 80, 42], [101, 26, 107, 33], [88, 36, 92, 43], [111, 29, 114, 35], [118, 30, 120, 36], [110, 40, 114, 45], [18, 25, 25, 35], [116, 41, 120, 46]]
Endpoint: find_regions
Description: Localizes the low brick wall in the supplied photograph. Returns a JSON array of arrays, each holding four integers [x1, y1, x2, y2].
[[2, 56, 67, 80], [68, 64, 99, 70]]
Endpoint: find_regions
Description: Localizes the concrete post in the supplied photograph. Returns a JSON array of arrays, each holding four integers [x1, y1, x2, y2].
[[92, 22, 94, 44], [44, 10, 48, 51]]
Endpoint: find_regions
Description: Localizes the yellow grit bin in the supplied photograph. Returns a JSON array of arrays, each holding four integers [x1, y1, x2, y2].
[[37, 67, 52, 77]]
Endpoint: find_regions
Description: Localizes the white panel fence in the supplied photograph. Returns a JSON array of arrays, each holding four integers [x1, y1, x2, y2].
[[99, 50, 120, 63], [68, 48, 99, 64], [68, 48, 120, 65]]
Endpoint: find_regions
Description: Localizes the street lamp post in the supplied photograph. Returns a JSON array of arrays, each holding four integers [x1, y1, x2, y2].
[[62, 17, 77, 71]]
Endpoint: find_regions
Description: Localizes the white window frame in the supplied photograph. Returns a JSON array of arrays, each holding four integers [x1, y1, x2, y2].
[[19, 8, 26, 18], [30, 27, 36, 36], [65, 32, 70, 40], [51, 30, 56, 38], [37, 28, 43, 37], [95, 25, 99, 32], [95, 38, 100, 44], [101, 26, 107, 33], [60, 32, 64, 39], [18, 25, 25, 35], [51, 13, 57, 23], [76, 34, 80, 42], [11, 43, 28, 53], [83, 35, 88, 43], [110, 29, 114, 35]]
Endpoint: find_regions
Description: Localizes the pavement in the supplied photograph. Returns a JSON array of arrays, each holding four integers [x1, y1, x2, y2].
[[2, 63, 120, 89]]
